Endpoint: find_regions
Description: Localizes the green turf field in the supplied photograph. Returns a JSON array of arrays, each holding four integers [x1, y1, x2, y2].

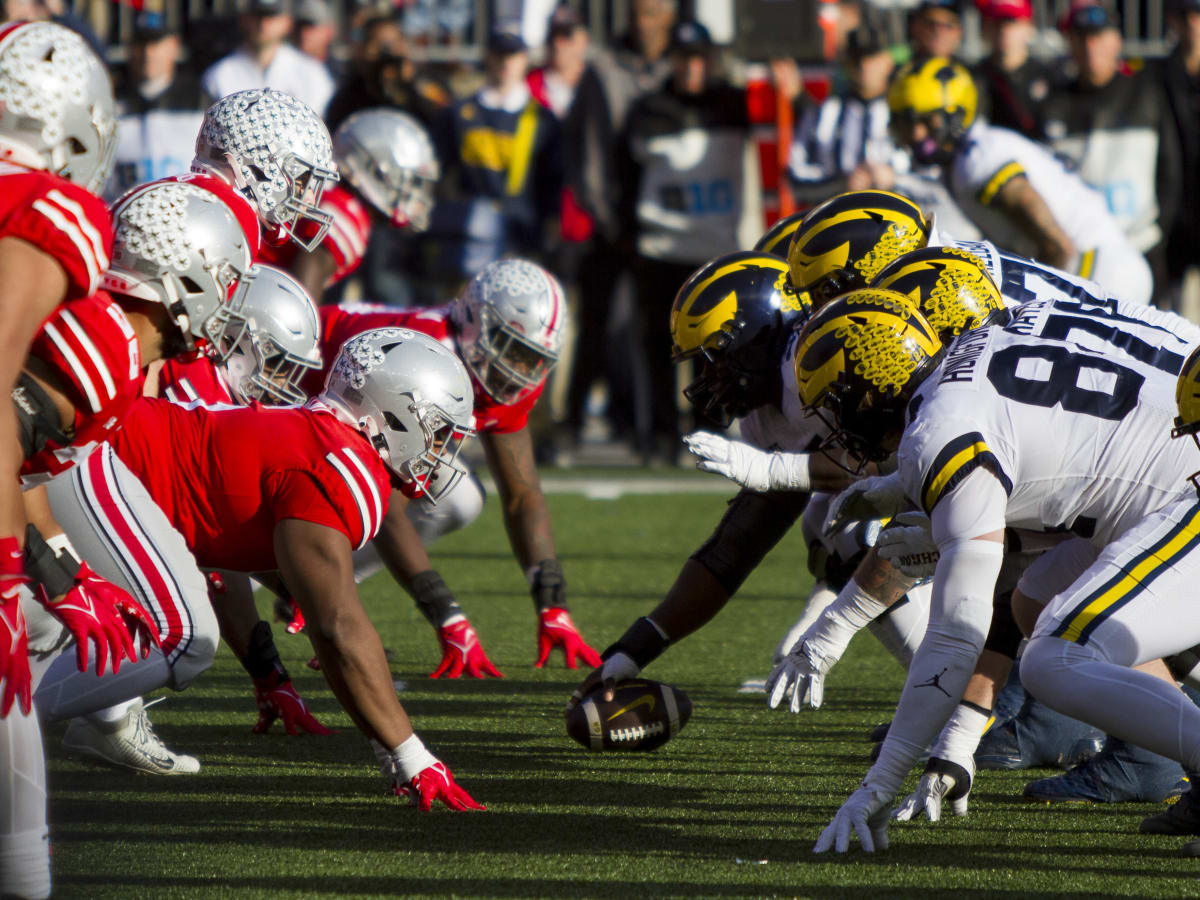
[[45, 487, 1200, 898]]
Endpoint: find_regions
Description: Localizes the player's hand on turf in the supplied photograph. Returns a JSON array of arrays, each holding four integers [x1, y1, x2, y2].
[[431, 617, 503, 679], [892, 757, 973, 822], [0, 544, 32, 716], [876, 512, 939, 577], [251, 671, 335, 735], [813, 784, 893, 853], [395, 761, 486, 812], [39, 562, 161, 676], [536, 607, 602, 669], [823, 472, 906, 536], [273, 593, 306, 634], [564, 651, 640, 714], [683, 431, 773, 491], [766, 640, 828, 712]]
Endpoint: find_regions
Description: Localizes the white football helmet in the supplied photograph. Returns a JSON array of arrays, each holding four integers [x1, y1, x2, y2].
[[322, 327, 476, 502], [208, 264, 322, 405], [333, 108, 438, 231], [102, 181, 254, 352], [453, 258, 567, 404], [0, 22, 117, 193], [192, 89, 338, 252]]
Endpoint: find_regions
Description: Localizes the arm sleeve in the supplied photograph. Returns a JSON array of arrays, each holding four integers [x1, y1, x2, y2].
[[864, 469, 1007, 795]]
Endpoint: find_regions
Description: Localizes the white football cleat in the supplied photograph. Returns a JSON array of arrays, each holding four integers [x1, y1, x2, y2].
[[62, 697, 200, 775]]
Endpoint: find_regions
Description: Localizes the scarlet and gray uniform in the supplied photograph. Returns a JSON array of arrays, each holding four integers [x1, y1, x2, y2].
[[307, 303, 540, 548], [258, 185, 372, 290], [35, 397, 390, 718]]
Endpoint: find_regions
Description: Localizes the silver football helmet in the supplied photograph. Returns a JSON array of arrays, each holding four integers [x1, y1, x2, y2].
[[192, 89, 338, 252], [333, 108, 438, 231], [322, 327, 476, 502], [453, 258, 567, 404], [0, 21, 117, 193], [208, 264, 322, 405], [101, 181, 254, 352]]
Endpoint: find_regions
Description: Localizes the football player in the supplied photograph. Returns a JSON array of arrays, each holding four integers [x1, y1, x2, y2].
[[564, 250, 931, 711], [789, 289, 1198, 852], [39, 329, 485, 810], [260, 107, 436, 303], [885, 57, 1152, 303], [302, 258, 599, 676]]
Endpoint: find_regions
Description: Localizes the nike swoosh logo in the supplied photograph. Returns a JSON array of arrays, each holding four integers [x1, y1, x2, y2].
[[607, 693, 655, 722]]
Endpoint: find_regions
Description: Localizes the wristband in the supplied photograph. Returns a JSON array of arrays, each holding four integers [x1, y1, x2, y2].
[[409, 570, 462, 627], [243, 620, 290, 682], [389, 733, 439, 781], [529, 559, 566, 612], [601, 616, 669, 670], [24, 524, 81, 599], [767, 451, 811, 492]]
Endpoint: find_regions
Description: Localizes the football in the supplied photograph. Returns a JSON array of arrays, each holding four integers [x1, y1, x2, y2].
[[566, 679, 692, 752]]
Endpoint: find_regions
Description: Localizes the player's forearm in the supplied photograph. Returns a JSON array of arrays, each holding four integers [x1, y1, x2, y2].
[[0, 417, 27, 544], [0, 238, 68, 395], [372, 503, 436, 591], [502, 493, 557, 570], [996, 176, 1075, 270]]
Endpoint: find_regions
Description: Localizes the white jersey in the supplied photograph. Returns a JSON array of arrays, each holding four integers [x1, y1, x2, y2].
[[739, 330, 827, 453], [898, 325, 1195, 548], [950, 122, 1125, 261]]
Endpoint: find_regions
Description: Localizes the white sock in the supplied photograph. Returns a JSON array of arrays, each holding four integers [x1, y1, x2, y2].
[[0, 705, 49, 899], [85, 698, 139, 726]]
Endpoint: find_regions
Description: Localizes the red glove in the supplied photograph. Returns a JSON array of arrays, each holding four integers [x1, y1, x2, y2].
[[272, 594, 306, 634], [251, 671, 335, 735], [430, 618, 503, 679], [395, 761, 486, 811], [535, 607, 602, 669], [38, 561, 161, 676], [0, 537, 31, 717]]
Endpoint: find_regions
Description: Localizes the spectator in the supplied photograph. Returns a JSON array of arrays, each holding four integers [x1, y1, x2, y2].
[[618, 20, 748, 461], [528, 5, 622, 455], [1158, 0, 1200, 310], [1, 0, 104, 54], [908, 0, 964, 59], [431, 23, 563, 282], [105, 12, 205, 200], [201, 0, 335, 115], [595, 0, 677, 131], [295, 0, 337, 69], [973, 0, 1053, 140], [325, 14, 450, 133], [1042, 2, 1182, 304]]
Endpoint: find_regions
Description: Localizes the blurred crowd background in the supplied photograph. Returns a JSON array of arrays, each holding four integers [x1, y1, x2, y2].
[[16, 0, 1198, 465]]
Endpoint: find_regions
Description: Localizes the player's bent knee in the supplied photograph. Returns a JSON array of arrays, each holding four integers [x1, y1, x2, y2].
[[167, 589, 220, 691]]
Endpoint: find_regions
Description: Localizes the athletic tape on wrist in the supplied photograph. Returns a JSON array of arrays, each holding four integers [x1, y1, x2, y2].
[[409, 570, 462, 627], [529, 558, 566, 612], [390, 733, 438, 782], [601, 616, 669, 669]]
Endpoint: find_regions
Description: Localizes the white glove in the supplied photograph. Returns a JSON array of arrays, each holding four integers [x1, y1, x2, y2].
[[823, 472, 907, 536], [892, 757, 973, 822], [765, 641, 830, 712], [875, 511, 939, 577], [682, 431, 810, 493], [813, 783, 893, 853]]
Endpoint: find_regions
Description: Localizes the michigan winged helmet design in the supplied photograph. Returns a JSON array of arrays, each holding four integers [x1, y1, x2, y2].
[[754, 211, 807, 258], [871, 246, 1009, 342], [888, 57, 979, 166], [787, 190, 931, 307], [794, 288, 943, 463], [669, 251, 810, 427]]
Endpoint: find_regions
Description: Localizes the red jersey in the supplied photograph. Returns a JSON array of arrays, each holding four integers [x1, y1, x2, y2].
[[308, 303, 542, 434], [0, 162, 112, 300], [155, 355, 234, 407], [23, 292, 143, 483], [258, 185, 372, 289], [110, 397, 391, 572]]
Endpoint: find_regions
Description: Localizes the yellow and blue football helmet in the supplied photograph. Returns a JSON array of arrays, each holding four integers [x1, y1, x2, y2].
[[670, 250, 810, 427], [888, 57, 978, 165]]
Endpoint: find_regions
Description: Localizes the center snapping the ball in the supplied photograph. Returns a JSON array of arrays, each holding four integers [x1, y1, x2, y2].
[[566, 679, 692, 751]]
